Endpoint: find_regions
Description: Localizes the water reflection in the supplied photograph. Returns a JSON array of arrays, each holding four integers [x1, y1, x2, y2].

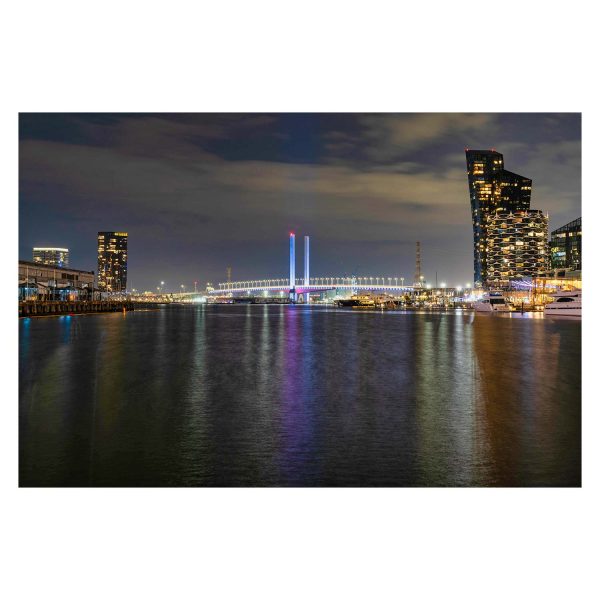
[[471, 316, 581, 486], [19, 307, 581, 487], [413, 315, 482, 485]]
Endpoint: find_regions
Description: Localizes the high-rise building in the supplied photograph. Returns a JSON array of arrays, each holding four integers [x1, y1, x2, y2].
[[97, 232, 128, 292], [485, 210, 549, 285], [466, 150, 533, 286], [32, 247, 69, 267], [550, 217, 581, 272], [492, 170, 532, 213], [466, 150, 505, 285]]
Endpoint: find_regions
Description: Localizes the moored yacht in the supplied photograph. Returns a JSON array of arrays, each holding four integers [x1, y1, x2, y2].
[[336, 293, 376, 308], [336, 292, 398, 309], [544, 290, 582, 317], [473, 293, 514, 312]]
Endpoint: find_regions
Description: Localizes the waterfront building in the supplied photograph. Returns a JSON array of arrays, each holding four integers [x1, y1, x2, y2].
[[485, 210, 549, 286], [19, 260, 94, 301], [492, 170, 532, 212], [32, 247, 69, 267], [550, 217, 581, 272], [97, 232, 128, 292], [466, 150, 532, 286]]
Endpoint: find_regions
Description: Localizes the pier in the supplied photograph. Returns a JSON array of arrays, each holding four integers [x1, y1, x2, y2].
[[19, 300, 159, 318]]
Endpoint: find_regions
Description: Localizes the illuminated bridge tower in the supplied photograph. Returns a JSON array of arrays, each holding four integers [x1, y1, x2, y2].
[[304, 235, 310, 302], [289, 232, 296, 301]]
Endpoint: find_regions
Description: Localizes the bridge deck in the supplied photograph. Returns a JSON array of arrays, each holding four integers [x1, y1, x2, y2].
[[209, 280, 416, 294]]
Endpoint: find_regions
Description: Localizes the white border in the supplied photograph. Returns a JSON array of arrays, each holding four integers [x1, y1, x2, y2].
[[2, 2, 597, 599]]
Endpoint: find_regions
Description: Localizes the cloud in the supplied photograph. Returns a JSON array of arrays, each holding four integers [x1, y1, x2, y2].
[[367, 113, 496, 144], [517, 139, 581, 227], [19, 137, 471, 240], [353, 113, 499, 162]]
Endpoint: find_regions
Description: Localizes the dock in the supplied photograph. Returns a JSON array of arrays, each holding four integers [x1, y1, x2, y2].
[[19, 300, 159, 318]]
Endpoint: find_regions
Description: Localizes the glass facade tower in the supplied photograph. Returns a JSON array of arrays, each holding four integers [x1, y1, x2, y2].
[[493, 170, 532, 212], [97, 232, 128, 292], [550, 217, 581, 271], [466, 150, 533, 286]]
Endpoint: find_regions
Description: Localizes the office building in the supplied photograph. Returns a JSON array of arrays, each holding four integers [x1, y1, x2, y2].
[[485, 210, 549, 285], [97, 232, 128, 292], [466, 149, 533, 286], [33, 247, 69, 267], [550, 217, 581, 272]]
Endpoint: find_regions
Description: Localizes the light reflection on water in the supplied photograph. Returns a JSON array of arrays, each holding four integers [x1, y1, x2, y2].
[[19, 306, 581, 486]]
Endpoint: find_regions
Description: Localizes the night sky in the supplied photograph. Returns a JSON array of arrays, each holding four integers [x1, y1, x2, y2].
[[19, 113, 581, 291]]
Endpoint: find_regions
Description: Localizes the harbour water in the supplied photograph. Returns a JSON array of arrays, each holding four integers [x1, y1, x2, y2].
[[19, 305, 581, 486]]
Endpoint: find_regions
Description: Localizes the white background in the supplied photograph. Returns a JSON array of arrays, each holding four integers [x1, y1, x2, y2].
[[1, 1, 597, 598]]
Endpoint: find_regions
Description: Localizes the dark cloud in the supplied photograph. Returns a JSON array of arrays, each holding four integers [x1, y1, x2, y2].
[[19, 113, 581, 290]]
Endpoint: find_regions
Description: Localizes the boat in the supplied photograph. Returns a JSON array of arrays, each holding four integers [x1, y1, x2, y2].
[[473, 293, 514, 312], [336, 293, 376, 308], [544, 290, 582, 317], [336, 292, 400, 309]]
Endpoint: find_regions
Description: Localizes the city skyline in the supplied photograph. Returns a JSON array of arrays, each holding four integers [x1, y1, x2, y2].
[[19, 113, 581, 289]]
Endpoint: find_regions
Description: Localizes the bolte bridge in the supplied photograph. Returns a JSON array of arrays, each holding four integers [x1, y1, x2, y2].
[[208, 233, 415, 300]]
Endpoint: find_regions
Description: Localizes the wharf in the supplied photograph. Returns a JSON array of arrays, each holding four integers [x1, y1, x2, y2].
[[19, 300, 159, 317]]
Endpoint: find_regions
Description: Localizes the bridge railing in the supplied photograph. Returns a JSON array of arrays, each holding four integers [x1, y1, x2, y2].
[[214, 277, 414, 292]]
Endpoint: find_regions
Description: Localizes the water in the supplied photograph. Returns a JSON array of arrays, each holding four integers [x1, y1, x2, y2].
[[19, 305, 581, 487]]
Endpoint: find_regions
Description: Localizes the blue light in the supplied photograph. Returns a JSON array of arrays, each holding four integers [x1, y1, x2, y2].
[[289, 233, 296, 290]]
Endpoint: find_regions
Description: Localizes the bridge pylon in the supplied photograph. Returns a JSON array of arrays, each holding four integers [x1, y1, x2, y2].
[[303, 235, 310, 302], [289, 232, 296, 301]]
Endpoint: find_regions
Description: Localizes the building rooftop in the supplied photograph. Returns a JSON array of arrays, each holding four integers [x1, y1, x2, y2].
[[19, 259, 94, 275], [551, 217, 581, 234], [33, 247, 69, 252]]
